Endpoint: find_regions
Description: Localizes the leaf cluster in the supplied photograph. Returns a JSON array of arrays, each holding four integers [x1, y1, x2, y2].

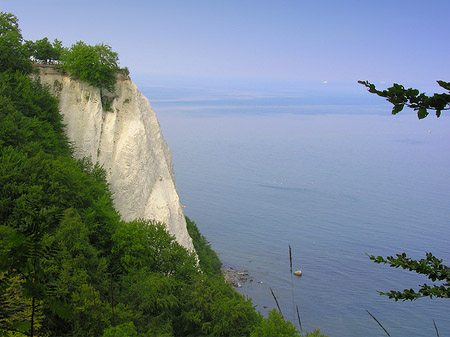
[[369, 252, 450, 301], [358, 80, 450, 119]]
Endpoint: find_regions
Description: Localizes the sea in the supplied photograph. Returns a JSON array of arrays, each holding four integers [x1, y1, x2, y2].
[[136, 76, 450, 337]]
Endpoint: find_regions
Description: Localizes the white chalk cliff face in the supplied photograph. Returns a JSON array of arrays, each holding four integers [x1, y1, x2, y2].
[[37, 66, 194, 251]]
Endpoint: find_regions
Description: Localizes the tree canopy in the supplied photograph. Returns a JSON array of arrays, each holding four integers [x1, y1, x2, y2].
[[60, 41, 120, 91], [1, 11, 121, 91], [0, 12, 32, 73], [24, 37, 64, 64]]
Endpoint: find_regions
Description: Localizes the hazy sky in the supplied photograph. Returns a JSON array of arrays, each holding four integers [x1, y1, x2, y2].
[[2, 0, 449, 87]]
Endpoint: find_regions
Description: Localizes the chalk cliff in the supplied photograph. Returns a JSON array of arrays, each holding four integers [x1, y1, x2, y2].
[[36, 65, 194, 251]]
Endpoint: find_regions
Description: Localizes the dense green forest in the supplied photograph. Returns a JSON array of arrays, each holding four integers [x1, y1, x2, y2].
[[0, 12, 327, 336]]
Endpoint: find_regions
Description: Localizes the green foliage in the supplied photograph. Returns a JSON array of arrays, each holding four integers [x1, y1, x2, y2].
[[101, 94, 114, 112], [53, 79, 63, 93], [118, 270, 178, 335], [112, 221, 262, 336], [61, 41, 120, 91], [208, 290, 261, 337], [177, 275, 262, 336], [249, 309, 326, 337], [359, 80, 450, 119], [25, 37, 65, 64], [0, 273, 45, 336], [102, 322, 138, 337], [0, 205, 59, 337], [361, 78, 450, 304], [186, 216, 222, 276], [0, 71, 69, 156], [304, 329, 328, 337], [0, 47, 119, 333], [51, 38, 64, 62], [70, 283, 112, 336], [112, 219, 197, 277], [119, 66, 130, 77], [0, 12, 303, 336], [0, 12, 32, 73], [369, 252, 450, 301], [250, 309, 300, 337]]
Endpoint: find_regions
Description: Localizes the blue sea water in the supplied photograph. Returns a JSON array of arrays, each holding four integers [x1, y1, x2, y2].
[[139, 78, 450, 337]]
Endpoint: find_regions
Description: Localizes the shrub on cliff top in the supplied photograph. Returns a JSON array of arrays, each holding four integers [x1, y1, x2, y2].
[[60, 41, 120, 91]]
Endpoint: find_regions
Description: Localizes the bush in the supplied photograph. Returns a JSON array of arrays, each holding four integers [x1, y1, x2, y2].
[[251, 309, 300, 337]]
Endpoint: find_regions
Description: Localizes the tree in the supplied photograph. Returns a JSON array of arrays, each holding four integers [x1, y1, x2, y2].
[[0, 273, 45, 335], [358, 80, 450, 119], [25, 37, 65, 64], [60, 41, 120, 91], [0, 12, 32, 73], [51, 38, 65, 62], [360, 80, 450, 300], [0, 206, 59, 336]]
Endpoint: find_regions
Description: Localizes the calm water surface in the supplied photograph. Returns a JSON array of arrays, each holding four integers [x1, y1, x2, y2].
[[141, 81, 450, 337]]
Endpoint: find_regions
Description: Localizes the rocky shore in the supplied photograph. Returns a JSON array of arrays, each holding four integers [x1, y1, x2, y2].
[[223, 267, 253, 288]]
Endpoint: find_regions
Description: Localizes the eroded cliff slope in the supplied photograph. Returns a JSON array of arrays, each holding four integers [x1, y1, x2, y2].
[[37, 65, 194, 251]]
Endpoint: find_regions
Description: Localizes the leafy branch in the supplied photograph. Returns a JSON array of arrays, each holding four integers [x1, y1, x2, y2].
[[368, 252, 450, 301], [358, 80, 450, 119]]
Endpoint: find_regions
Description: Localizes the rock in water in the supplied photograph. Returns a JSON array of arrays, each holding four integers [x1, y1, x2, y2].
[[36, 65, 194, 252], [294, 270, 303, 276]]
